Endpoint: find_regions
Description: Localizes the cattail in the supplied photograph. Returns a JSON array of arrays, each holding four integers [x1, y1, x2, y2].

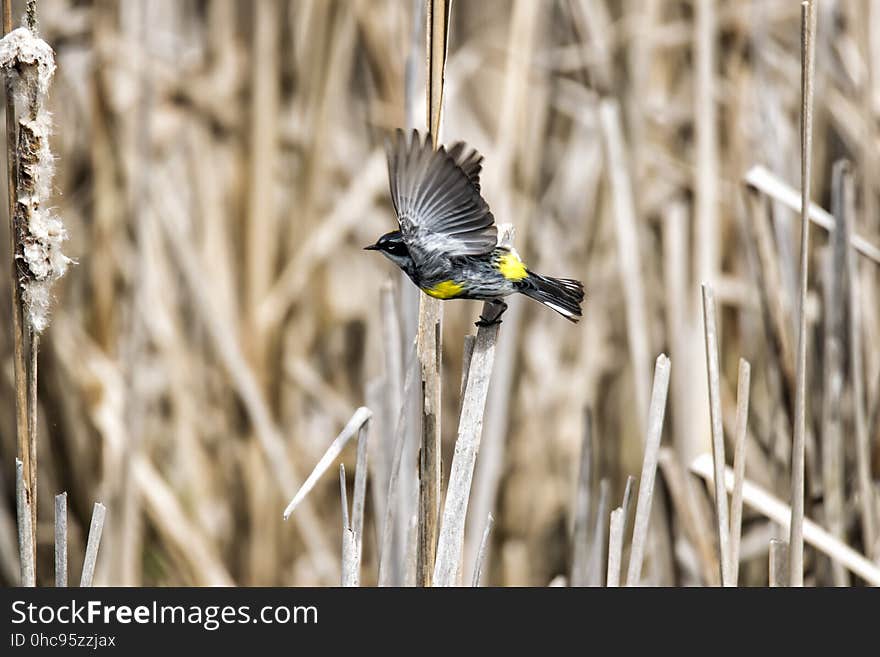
[[0, 26, 68, 334]]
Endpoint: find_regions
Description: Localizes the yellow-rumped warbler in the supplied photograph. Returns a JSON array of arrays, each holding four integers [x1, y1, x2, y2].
[[366, 129, 584, 326]]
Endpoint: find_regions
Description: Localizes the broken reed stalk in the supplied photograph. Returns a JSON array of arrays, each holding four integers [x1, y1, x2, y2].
[[690, 454, 880, 586], [769, 539, 789, 587], [416, 0, 453, 588], [433, 323, 500, 586], [607, 506, 624, 587], [789, 0, 816, 588], [339, 464, 358, 587], [471, 512, 494, 587], [620, 476, 635, 540], [729, 359, 750, 585], [351, 419, 370, 571], [79, 502, 106, 587], [282, 406, 373, 519], [625, 354, 671, 586], [15, 459, 34, 586], [341, 528, 358, 587], [701, 284, 732, 586], [54, 491, 67, 586], [339, 464, 350, 530], [606, 478, 633, 588]]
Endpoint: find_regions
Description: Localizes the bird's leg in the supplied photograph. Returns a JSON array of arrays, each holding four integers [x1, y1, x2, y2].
[[475, 300, 508, 327]]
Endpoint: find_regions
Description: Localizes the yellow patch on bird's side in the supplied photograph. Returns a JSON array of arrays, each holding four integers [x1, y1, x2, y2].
[[424, 280, 464, 299], [497, 252, 528, 281]]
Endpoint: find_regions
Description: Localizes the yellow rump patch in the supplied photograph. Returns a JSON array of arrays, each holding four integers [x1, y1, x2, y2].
[[424, 280, 464, 299], [497, 252, 528, 281]]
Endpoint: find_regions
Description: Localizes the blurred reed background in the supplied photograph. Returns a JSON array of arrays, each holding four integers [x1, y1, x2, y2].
[[0, 0, 878, 587]]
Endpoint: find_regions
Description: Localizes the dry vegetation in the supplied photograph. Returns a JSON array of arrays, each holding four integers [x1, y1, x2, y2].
[[1, 0, 879, 587]]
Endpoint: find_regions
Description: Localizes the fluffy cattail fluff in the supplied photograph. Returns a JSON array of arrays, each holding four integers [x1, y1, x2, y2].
[[0, 27, 69, 333]]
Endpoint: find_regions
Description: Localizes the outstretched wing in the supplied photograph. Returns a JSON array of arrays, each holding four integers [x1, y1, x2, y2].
[[385, 129, 497, 260], [446, 140, 484, 192]]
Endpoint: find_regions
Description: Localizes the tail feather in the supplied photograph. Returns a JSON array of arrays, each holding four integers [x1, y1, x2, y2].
[[518, 271, 585, 323]]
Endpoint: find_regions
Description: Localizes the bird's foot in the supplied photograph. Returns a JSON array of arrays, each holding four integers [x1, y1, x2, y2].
[[475, 301, 508, 328]]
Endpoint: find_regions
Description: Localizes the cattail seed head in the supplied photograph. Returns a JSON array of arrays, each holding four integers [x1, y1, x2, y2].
[[0, 26, 69, 334]]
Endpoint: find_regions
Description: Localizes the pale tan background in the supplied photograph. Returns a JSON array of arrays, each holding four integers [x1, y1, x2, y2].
[[0, 0, 878, 586]]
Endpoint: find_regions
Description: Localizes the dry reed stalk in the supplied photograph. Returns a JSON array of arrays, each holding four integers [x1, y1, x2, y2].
[[821, 168, 848, 584], [701, 285, 732, 586], [841, 167, 878, 561], [620, 476, 635, 541], [416, 0, 453, 588], [570, 407, 593, 587], [245, 0, 279, 353], [351, 420, 370, 571], [282, 407, 373, 519], [625, 354, 671, 586], [339, 465, 359, 587], [15, 459, 34, 586], [26, 329, 37, 536], [607, 507, 624, 587], [54, 492, 66, 587], [432, 322, 500, 586], [690, 454, 880, 586], [79, 502, 106, 587], [662, 201, 692, 462], [743, 166, 880, 266], [458, 335, 476, 415], [606, 477, 634, 587], [599, 98, 650, 430], [694, 0, 718, 287], [729, 359, 751, 585], [742, 187, 796, 405], [769, 539, 789, 587], [339, 464, 350, 530], [789, 0, 817, 587], [471, 513, 494, 587], [463, 297, 522, 580], [2, 12, 29, 545]]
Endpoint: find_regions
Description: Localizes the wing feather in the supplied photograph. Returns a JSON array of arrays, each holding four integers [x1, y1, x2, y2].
[[385, 129, 496, 259]]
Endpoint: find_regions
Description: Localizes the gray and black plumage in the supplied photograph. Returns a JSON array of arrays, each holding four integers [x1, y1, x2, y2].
[[365, 129, 584, 326]]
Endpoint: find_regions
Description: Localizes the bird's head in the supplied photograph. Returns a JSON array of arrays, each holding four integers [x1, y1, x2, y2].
[[364, 230, 414, 272]]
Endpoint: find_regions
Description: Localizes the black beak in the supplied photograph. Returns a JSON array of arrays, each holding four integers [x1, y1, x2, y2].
[[364, 243, 379, 251]]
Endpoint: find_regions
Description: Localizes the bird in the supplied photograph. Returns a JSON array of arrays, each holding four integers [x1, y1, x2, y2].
[[365, 129, 584, 327]]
